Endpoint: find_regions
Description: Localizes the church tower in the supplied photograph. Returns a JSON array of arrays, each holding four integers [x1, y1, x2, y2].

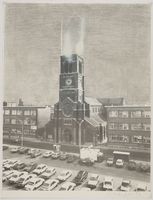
[[54, 54, 85, 145]]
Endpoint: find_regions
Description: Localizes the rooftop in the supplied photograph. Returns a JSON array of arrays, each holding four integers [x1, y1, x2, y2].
[[85, 97, 102, 106]]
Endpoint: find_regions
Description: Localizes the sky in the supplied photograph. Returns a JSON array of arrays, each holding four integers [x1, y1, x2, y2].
[[4, 4, 151, 106]]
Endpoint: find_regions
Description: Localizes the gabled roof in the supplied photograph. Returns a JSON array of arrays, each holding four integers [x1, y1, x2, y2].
[[85, 97, 102, 106], [85, 115, 106, 127], [97, 98, 125, 106]]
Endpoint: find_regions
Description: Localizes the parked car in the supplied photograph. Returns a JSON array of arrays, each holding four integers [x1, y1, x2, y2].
[[127, 160, 136, 170], [97, 152, 104, 163], [59, 182, 76, 191], [79, 158, 94, 166], [19, 147, 29, 154], [87, 174, 99, 189], [51, 152, 60, 159], [13, 161, 26, 170], [25, 178, 44, 191], [116, 159, 124, 168], [59, 152, 67, 160], [3, 170, 15, 182], [23, 162, 38, 173], [43, 151, 53, 158], [57, 170, 72, 182], [106, 158, 114, 166], [32, 164, 47, 175], [15, 174, 37, 188], [31, 150, 41, 158], [135, 183, 147, 191], [39, 179, 59, 191], [8, 171, 28, 184], [27, 148, 35, 155], [72, 170, 88, 186], [102, 177, 113, 191], [3, 159, 10, 167], [4, 160, 19, 170], [10, 146, 21, 153], [138, 163, 150, 173], [120, 180, 131, 191], [80, 187, 91, 191], [3, 145, 9, 150], [67, 155, 75, 163], [39, 167, 56, 180]]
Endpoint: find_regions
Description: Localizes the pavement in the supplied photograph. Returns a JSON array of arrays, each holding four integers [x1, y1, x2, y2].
[[2, 145, 151, 191]]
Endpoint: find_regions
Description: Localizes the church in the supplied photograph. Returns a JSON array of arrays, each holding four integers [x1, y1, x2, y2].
[[53, 54, 107, 146]]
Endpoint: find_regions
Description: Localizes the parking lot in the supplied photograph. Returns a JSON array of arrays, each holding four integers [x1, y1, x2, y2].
[[3, 145, 150, 192]]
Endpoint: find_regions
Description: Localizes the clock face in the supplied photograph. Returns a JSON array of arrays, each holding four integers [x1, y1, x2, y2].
[[62, 102, 73, 117], [65, 78, 72, 86]]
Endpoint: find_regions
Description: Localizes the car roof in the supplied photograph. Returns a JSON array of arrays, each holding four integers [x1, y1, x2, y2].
[[122, 180, 130, 183], [61, 182, 76, 187], [28, 178, 42, 182], [116, 159, 123, 161], [45, 179, 59, 184], [104, 177, 113, 181], [90, 174, 98, 178], [37, 164, 46, 167], [46, 167, 55, 170]]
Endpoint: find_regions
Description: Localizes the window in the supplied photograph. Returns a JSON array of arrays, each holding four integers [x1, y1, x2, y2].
[[143, 124, 151, 131], [16, 129, 22, 134], [143, 136, 150, 144], [131, 124, 143, 130], [4, 109, 10, 115], [16, 119, 23, 125], [131, 111, 141, 118], [12, 110, 17, 115], [64, 119, 72, 125], [109, 135, 129, 143], [119, 124, 129, 130], [24, 118, 31, 125], [11, 128, 16, 134], [31, 110, 36, 116], [31, 120, 36, 125], [109, 111, 118, 118], [142, 111, 151, 118], [24, 129, 29, 135], [17, 110, 22, 115], [108, 123, 118, 130], [79, 61, 82, 73], [4, 118, 10, 124], [11, 119, 16, 124], [24, 110, 31, 115], [118, 111, 128, 118], [132, 136, 143, 143]]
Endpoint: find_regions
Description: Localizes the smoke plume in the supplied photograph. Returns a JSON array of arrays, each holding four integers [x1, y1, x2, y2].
[[61, 16, 85, 57]]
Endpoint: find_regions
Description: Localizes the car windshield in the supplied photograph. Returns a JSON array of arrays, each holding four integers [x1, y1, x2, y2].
[[43, 183, 49, 187], [37, 167, 41, 170], [90, 176, 97, 181], [28, 182, 34, 185], [105, 181, 111, 185], [46, 170, 51, 173], [19, 178, 25, 181], [122, 182, 129, 187], [12, 174, 18, 178], [77, 172, 83, 178], [60, 187, 66, 191], [60, 172, 66, 176]]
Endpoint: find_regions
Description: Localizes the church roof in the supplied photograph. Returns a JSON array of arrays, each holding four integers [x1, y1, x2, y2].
[[85, 115, 106, 127], [97, 97, 125, 106], [85, 97, 102, 106]]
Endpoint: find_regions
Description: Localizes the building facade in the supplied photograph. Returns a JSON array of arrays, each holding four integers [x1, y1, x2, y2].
[[3, 105, 49, 139], [106, 105, 151, 149]]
